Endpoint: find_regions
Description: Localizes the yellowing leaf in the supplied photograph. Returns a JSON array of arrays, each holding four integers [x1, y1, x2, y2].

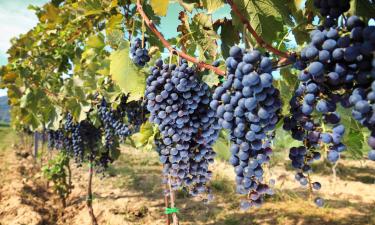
[[2, 72, 17, 82], [110, 42, 147, 101], [86, 34, 105, 49], [40, 3, 60, 23], [202, 0, 224, 13], [150, 0, 169, 16], [106, 14, 123, 33]]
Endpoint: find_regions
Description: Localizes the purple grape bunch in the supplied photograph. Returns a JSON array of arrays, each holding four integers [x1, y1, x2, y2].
[[211, 46, 281, 209], [130, 38, 151, 67], [313, 0, 351, 27], [145, 59, 220, 196]]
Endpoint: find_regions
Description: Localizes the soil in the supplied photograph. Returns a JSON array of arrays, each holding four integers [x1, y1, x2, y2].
[[1, 131, 375, 225]]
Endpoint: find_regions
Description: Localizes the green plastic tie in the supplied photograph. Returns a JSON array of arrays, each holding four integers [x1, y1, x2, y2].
[[165, 207, 179, 214]]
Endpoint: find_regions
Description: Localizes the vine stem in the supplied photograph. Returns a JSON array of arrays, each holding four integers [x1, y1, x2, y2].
[[87, 160, 98, 225], [306, 173, 313, 200], [332, 161, 338, 193], [164, 185, 171, 225], [226, 0, 290, 59], [168, 175, 179, 225], [135, 0, 225, 76]]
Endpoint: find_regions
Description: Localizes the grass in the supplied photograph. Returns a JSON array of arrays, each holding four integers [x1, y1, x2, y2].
[[0, 125, 15, 150], [99, 146, 375, 225]]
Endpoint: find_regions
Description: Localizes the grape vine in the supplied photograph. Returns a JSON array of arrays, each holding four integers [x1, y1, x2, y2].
[[0, 0, 374, 224]]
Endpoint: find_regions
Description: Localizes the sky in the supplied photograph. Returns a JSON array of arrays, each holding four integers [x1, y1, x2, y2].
[[0, 1, 230, 97], [0, 0, 49, 96]]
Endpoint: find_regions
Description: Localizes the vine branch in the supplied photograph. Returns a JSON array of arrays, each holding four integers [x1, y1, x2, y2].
[[136, 0, 226, 76], [226, 0, 290, 59]]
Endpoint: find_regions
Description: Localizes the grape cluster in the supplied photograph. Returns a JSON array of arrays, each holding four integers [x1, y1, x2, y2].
[[300, 16, 375, 156], [145, 59, 219, 195], [313, 0, 350, 27], [47, 97, 138, 170], [211, 46, 281, 208], [98, 99, 131, 139], [286, 15, 374, 206], [63, 114, 85, 162], [97, 98, 136, 170], [342, 17, 375, 160], [115, 94, 146, 132], [130, 38, 150, 67], [351, 80, 375, 160], [47, 129, 70, 151], [285, 27, 348, 204], [284, 82, 345, 202], [47, 114, 100, 163], [284, 83, 346, 165]]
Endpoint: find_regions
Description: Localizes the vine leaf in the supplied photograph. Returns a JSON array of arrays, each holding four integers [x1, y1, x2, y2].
[[177, 0, 199, 12], [177, 11, 197, 56], [349, 0, 375, 22], [213, 130, 231, 160], [106, 14, 123, 34], [339, 109, 366, 158], [190, 13, 219, 60], [86, 34, 105, 49], [131, 121, 155, 148], [275, 68, 298, 116], [231, 0, 288, 44], [75, 0, 104, 16], [217, 19, 240, 58], [150, 0, 169, 16], [202, 72, 220, 87], [110, 42, 147, 101], [202, 0, 225, 13], [39, 3, 60, 23], [345, 125, 365, 158]]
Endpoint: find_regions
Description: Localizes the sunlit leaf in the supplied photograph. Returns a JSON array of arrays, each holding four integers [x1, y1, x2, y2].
[[202, 0, 224, 13], [86, 34, 105, 49], [110, 42, 147, 101], [150, 0, 169, 16]]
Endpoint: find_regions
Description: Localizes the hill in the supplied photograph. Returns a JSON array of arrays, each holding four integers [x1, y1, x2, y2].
[[0, 96, 10, 123]]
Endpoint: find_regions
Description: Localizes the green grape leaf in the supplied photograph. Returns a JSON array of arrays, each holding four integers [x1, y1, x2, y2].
[[110, 42, 147, 101], [349, 0, 375, 22], [110, 148, 121, 161], [190, 13, 219, 60], [24, 112, 40, 130], [202, 0, 225, 13], [130, 121, 154, 148], [177, 0, 199, 12], [106, 14, 123, 34], [177, 11, 197, 56], [74, 0, 104, 16], [150, 0, 169, 16], [202, 72, 220, 88], [218, 19, 240, 58], [86, 34, 105, 49], [231, 0, 288, 44], [213, 130, 231, 161], [276, 67, 298, 115], [344, 126, 365, 158]]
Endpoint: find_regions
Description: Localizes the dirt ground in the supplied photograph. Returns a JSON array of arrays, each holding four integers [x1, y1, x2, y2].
[[1, 129, 375, 225]]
